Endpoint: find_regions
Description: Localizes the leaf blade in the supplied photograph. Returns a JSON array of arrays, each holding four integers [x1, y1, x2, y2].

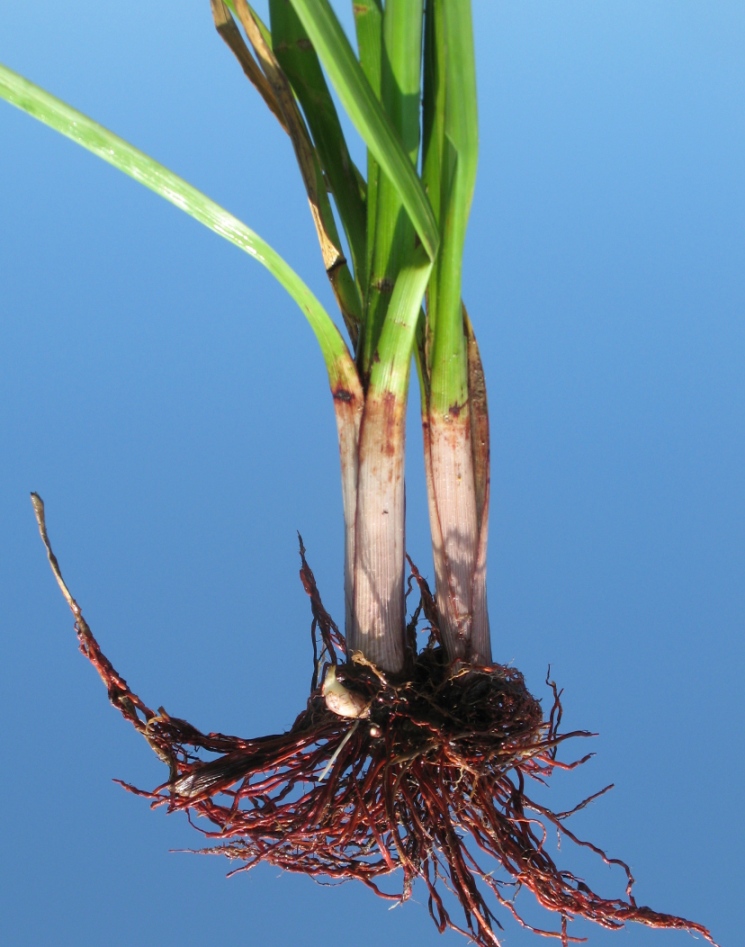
[[0, 61, 354, 387], [270, 0, 367, 288], [428, 0, 479, 413], [289, 0, 438, 261], [361, 0, 424, 374]]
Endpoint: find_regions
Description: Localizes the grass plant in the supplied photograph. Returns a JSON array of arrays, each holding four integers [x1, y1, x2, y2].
[[2, 3, 718, 945]]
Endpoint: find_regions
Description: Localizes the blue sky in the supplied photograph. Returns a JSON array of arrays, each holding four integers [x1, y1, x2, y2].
[[1, 2, 743, 945]]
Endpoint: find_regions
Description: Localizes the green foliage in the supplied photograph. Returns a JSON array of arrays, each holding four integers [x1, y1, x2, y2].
[[0, 62, 359, 390], [0, 0, 480, 408]]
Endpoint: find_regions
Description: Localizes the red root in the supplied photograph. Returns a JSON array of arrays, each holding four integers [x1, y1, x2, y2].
[[69, 542, 717, 947]]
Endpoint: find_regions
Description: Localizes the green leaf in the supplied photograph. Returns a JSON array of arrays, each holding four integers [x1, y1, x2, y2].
[[353, 0, 383, 288], [361, 0, 424, 374], [368, 245, 432, 401], [381, 0, 423, 166], [421, 0, 446, 354], [422, 0, 446, 229], [428, 0, 479, 414], [0, 61, 355, 388], [225, 0, 363, 346], [289, 0, 438, 262], [269, 0, 367, 289]]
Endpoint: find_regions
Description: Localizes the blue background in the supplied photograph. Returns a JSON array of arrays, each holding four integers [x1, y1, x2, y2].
[[1, 2, 742, 945]]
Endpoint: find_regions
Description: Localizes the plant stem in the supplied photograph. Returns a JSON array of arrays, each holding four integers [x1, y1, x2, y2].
[[419, 0, 491, 665], [349, 246, 431, 673]]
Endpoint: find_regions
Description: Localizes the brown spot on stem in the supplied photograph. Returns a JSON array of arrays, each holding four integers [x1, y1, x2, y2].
[[380, 390, 400, 457], [372, 277, 394, 295], [449, 400, 466, 418], [332, 387, 353, 403]]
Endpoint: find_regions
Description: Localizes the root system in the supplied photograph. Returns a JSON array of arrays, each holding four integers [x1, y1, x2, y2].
[[33, 496, 717, 947]]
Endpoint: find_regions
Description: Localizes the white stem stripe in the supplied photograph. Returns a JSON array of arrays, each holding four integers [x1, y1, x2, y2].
[[332, 383, 364, 637], [426, 411, 490, 664], [349, 392, 407, 673]]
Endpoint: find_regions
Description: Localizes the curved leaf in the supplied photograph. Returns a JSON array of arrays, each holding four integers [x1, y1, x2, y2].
[[0, 61, 355, 387]]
